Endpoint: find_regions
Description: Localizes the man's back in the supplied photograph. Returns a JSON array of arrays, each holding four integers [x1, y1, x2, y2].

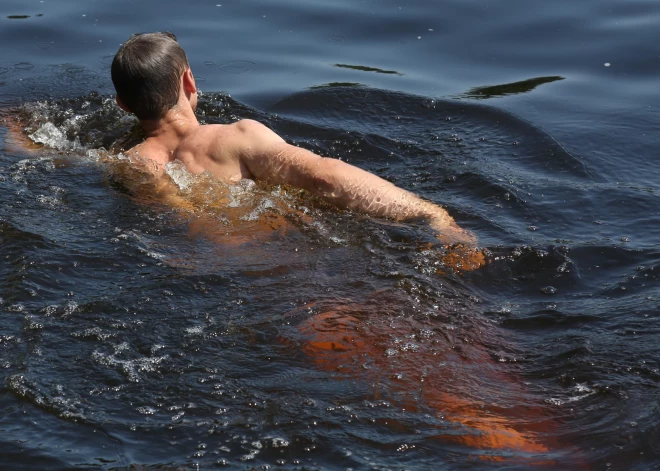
[[128, 121, 254, 183]]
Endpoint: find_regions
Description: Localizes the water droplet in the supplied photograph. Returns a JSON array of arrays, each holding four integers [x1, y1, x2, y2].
[[604, 62, 611, 67], [541, 286, 557, 295], [528, 225, 538, 231]]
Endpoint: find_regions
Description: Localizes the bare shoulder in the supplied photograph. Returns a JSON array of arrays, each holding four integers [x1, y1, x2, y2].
[[231, 119, 284, 145], [193, 120, 259, 135], [200, 119, 285, 161], [232, 118, 267, 133], [188, 122, 247, 147]]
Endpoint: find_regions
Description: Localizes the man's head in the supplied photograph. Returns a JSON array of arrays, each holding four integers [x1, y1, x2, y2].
[[111, 32, 193, 121]]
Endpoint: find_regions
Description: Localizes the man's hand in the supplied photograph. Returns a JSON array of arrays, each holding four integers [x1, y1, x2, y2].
[[430, 217, 479, 246]]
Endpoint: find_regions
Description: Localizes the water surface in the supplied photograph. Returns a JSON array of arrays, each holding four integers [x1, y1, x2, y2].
[[1, 0, 659, 470]]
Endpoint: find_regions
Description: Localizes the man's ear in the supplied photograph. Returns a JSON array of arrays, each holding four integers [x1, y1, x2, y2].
[[182, 68, 197, 95], [116, 96, 130, 113]]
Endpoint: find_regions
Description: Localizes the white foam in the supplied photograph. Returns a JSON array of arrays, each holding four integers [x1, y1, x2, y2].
[[137, 406, 157, 415], [228, 179, 257, 208], [545, 383, 596, 406], [185, 326, 205, 335], [29, 122, 82, 151], [240, 198, 275, 221], [165, 160, 195, 191], [36, 194, 62, 207], [270, 437, 289, 448], [86, 148, 106, 161], [91, 350, 169, 383]]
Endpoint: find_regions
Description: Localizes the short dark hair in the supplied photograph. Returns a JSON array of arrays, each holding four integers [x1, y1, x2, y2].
[[111, 32, 189, 121]]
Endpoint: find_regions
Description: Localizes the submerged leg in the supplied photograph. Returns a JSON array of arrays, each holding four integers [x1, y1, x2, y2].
[[290, 303, 563, 464]]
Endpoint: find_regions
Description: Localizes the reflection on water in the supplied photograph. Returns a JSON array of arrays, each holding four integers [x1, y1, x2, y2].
[[334, 64, 403, 75], [311, 82, 363, 89], [463, 76, 566, 100], [1, 84, 659, 470], [202, 60, 257, 75]]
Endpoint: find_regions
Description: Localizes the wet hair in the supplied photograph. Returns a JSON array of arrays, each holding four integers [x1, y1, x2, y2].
[[111, 32, 189, 121]]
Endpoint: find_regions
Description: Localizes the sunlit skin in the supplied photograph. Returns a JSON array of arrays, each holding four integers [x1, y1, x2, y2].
[[114, 64, 486, 271], [115, 57, 481, 250]]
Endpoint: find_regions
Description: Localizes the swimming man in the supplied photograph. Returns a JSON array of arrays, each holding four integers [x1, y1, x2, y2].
[[111, 32, 476, 246]]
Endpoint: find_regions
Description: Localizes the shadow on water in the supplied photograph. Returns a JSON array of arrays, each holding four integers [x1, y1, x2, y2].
[[1, 78, 659, 470]]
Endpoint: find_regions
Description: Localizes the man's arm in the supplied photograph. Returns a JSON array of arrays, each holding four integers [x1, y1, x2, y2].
[[1, 113, 44, 154], [234, 119, 476, 245]]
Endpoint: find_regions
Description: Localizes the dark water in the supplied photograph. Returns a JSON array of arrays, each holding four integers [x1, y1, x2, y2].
[[1, 0, 659, 470]]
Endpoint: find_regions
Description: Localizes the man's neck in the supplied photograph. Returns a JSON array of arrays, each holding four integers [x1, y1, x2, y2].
[[139, 103, 199, 157]]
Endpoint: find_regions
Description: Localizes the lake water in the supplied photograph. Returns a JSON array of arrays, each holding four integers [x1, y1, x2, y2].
[[1, 0, 659, 470]]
